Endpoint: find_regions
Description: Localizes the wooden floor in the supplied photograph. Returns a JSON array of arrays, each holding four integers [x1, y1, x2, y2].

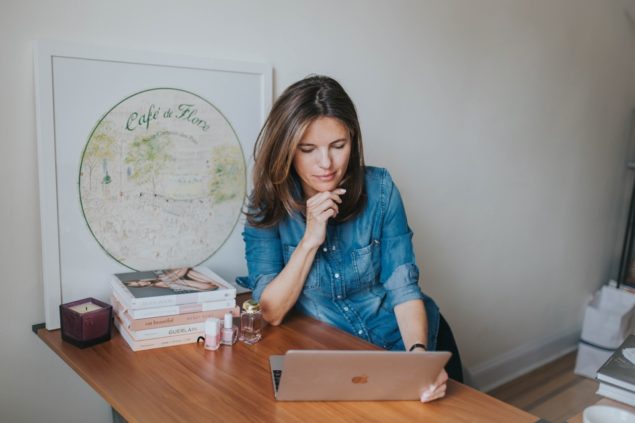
[[488, 352, 601, 423]]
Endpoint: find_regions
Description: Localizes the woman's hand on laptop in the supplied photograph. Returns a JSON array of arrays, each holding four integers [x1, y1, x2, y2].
[[420, 369, 448, 402]]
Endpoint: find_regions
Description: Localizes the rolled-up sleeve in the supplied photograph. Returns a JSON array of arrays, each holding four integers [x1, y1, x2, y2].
[[379, 171, 425, 308], [242, 223, 283, 301]]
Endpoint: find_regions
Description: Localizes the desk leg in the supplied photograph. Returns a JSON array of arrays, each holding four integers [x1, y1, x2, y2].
[[112, 408, 128, 423]]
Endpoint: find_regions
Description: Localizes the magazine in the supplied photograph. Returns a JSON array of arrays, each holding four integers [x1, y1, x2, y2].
[[111, 266, 236, 310]]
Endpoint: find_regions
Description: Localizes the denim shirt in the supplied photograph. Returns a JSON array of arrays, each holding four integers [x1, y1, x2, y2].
[[240, 166, 440, 351]]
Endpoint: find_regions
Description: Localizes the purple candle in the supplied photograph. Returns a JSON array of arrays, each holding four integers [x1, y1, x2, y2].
[[59, 297, 112, 348]]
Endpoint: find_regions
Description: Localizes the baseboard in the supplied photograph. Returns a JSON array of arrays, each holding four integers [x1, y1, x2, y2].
[[468, 329, 580, 393]]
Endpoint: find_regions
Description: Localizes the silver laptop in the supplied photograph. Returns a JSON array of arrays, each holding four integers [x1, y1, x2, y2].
[[269, 349, 451, 401]]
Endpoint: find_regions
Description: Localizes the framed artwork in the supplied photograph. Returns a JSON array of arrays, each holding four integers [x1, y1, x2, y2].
[[34, 41, 272, 329]]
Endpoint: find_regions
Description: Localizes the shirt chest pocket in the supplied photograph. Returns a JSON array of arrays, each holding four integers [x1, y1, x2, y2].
[[351, 240, 381, 290], [283, 245, 320, 290]]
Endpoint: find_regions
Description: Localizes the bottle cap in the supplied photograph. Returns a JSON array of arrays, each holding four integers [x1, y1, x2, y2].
[[205, 317, 219, 335], [224, 312, 233, 329], [242, 299, 261, 313]]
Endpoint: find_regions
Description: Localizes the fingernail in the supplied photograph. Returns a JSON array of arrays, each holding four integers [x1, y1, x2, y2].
[[421, 392, 431, 401], [337, 188, 346, 193]]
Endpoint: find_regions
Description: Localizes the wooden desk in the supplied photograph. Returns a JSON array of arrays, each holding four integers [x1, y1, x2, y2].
[[36, 314, 539, 422]]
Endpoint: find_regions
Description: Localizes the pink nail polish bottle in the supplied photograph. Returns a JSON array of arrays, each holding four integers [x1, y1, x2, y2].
[[221, 312, 238, 346], [203, 317, 221, 350]]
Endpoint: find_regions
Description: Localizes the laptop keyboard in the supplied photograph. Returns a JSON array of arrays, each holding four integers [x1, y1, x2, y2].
[[273, 369, 282, 391]]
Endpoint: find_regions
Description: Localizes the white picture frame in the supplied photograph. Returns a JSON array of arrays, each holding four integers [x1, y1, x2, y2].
[[34, 41, 272, 329]]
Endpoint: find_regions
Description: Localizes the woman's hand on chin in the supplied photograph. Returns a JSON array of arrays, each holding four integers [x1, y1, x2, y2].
[[302, 188, 346, 249]]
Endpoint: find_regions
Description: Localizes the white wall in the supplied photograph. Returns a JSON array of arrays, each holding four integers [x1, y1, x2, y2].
[[2, 0, 635, 421]]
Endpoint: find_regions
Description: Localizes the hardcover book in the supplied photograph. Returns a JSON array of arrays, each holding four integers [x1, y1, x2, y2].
[[112, 297, 239, 331], [111, 291, 236, 319], [120, 320, 204, 341], [114, 316, 200, 351], [596, 335, 635, 392], [111, 266, 236, 310], [597, 381, 635, 407]]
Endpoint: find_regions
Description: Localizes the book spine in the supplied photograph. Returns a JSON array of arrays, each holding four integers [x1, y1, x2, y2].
[[114, 317, 201, 351], [127, 298, 237, 319], [123, 307, 239, 331], [111, 289, 236, 318], [128, 289, 235, 309], [124, 321, 204, 341]]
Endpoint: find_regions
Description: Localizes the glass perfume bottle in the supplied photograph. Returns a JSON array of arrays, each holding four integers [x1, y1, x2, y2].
[[239, 299, 263, 345]]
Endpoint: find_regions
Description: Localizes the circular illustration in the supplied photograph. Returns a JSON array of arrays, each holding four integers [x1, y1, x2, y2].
[[79, 88, 245, 270]]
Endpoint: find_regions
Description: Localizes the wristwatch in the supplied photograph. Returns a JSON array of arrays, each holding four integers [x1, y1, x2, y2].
[[409, 343, 427, 352]]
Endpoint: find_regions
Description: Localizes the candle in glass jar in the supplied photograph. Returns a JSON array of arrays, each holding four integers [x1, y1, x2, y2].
[[59, 297, 112, 348], [69, 302, 103, 314]]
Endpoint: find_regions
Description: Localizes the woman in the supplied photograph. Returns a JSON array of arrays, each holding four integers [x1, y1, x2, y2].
[[240, 75, 462, 402]]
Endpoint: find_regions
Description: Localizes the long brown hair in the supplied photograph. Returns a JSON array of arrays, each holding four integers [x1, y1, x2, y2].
[[246, 75, 366, 227]]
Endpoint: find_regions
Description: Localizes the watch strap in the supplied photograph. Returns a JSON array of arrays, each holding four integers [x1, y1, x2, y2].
[[408, 343, 427, 352]]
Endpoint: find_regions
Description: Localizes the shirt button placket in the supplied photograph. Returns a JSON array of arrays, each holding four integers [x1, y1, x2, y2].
[[327, 245, 345, 300], [333, 270, 344, 299], [329, 239, 345, 300]]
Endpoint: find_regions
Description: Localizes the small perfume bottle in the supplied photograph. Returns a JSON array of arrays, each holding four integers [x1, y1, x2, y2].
[[202, 317, 221, 351], [221, 312, 238, 346], [239, 299, 263, 345]]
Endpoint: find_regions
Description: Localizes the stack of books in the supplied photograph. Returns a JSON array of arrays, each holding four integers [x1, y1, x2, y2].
[[596, 334, 635, 406], [111, 266, 238, 351]]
